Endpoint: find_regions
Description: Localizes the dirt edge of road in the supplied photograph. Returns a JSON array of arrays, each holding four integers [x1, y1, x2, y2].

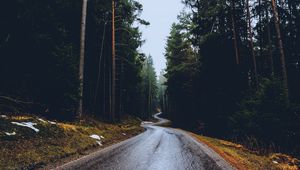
[[188, 132, 299, 170]]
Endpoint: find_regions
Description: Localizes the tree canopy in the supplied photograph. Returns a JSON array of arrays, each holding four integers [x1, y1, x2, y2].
[[163, 0, 300, 157], [0, 0, 157, 122]]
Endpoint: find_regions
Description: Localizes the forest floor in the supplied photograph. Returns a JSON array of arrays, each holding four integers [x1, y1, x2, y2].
[[0, 113, 144, 169], [188, 132, 300, 170]]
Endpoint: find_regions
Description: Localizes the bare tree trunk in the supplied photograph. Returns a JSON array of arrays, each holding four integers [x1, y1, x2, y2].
[[103, 47, 106, 118], [78, 0, 88, 118], [258, 0, 263, 67], [266, 8, 275, 77], [94, 23, 107, 104], [109, 56, 112, 120], [111, 0, 116, 122], [246, 0, 258, 87], [271, 0, 289, 98], [231, 0, 240, 65], [119, 55, 124, 118]]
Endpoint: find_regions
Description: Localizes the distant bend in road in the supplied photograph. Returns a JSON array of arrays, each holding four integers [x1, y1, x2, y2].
[[57, 113, 234, 170]]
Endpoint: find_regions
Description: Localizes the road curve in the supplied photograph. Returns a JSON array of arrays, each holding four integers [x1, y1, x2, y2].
[[57, 113, 234, 170]]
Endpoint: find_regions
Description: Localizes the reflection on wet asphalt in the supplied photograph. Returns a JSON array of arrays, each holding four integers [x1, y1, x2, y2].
[[58, 113, 234, 170]]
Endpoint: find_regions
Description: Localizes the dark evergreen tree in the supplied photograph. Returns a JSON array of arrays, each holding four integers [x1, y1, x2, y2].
[[163, 0, 300, 157], [0, 0, 152, 122]]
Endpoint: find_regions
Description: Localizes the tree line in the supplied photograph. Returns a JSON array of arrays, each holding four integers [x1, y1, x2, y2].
[[163, 0, 300, 157], [0, 0, 158, 121]]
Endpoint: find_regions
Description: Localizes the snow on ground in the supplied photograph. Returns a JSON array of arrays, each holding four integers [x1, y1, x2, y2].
[[11, 122, 40, 132], [90, 134, 104, 146], [122, 133, 126, 136], [38, 118, 57, 125], [38, 118, 47, 123], [96, 141, 103, 146], [37, 118, 56, 125], [48, 121, 57, 125], [90, 134, 101, 140], [0, 115, 7, 118], [5, 132, 16, 136]]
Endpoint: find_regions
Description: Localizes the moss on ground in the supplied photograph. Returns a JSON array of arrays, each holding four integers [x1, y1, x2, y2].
[[0, 114, 143, 169], [188, 132, 300, 170]]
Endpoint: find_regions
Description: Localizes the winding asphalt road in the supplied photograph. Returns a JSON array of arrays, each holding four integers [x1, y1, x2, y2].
[[57, 113, 234, 170]]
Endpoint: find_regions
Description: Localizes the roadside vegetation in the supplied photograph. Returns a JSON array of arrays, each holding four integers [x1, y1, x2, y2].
[[190, 133, 300, 170], [0, 113, 143, 169], [161, 0, 300, 160], [0, 1, 157, 168]]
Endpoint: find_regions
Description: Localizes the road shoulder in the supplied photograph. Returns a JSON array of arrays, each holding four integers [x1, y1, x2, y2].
[[187, 132, 299, 170]]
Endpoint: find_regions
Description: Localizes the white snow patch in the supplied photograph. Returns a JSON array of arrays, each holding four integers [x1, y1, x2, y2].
[[0, 115, 7, 118], [38, 118, 56, 125], [96, 141, 103, 146], [48, 121, 57, 125], [90, 134, 101, 140], [90, 134, 104, 146], [122, 133, 126, 136], [272, 161, 279, 164], [5, 132, 16, 136], [11, 122, 40, 132], [38, 118, 47, 123]]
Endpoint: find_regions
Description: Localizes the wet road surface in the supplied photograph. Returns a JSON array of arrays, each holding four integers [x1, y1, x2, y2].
[[57, 113, 234, 170]]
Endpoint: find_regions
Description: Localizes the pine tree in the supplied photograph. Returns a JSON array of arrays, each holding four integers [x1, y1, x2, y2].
[[78, 0, 88, 118], [271, 0, 289, 99], [246, 0, 258, 87]]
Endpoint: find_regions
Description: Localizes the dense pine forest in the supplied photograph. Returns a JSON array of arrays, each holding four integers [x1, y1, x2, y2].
[[0, 0, 300, 166], [162, 0, 300, 158], [0, 0, 157, 121]]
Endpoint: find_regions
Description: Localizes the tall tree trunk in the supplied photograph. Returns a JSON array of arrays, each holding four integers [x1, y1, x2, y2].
[[94, 23, 107, 107], [103, 46, 106, 118], [111, 0, 116, 122], [258, 0, 263, 67], [266, 8, 275, 77], [147, 59, 151, 119], [119, 54, 125, 118], [231, 0, 240, 65], [246, 0, 258, 87], [78, 0, 88, 118], [271, 0, 289, 99]]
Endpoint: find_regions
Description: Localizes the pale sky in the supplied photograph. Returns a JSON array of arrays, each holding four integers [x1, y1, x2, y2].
[[137, 0, 184, 75]]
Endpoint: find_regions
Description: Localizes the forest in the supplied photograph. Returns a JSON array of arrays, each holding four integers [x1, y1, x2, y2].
[[0, 0, 300, 167], [0, 0, 158, 121], [162, 0, 300, 158]]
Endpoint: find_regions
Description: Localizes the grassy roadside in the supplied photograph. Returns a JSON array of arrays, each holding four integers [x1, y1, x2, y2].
[[0, 114, 144, 169], [188, 132, 300, 170]]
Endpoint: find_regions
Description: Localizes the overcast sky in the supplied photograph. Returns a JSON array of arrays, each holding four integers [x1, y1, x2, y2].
[[136, 0, 184, 75]]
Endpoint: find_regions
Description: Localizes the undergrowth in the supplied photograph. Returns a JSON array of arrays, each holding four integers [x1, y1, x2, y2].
[[0, 114, 143, 169]]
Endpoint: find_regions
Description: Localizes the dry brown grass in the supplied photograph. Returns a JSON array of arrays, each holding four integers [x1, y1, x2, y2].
[[0, 114, 144, 169], [188, 132, 299, 170]]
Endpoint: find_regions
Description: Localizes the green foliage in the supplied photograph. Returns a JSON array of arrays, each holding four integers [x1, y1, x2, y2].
[[164, 0, 300, 157], [230, 78, 300, 155], [230, 78, 288, 136], [165, 23, 199, 127], [0, 0, 82, 119], [0, 0, 150, 121], [138, 55, 158, 119]]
